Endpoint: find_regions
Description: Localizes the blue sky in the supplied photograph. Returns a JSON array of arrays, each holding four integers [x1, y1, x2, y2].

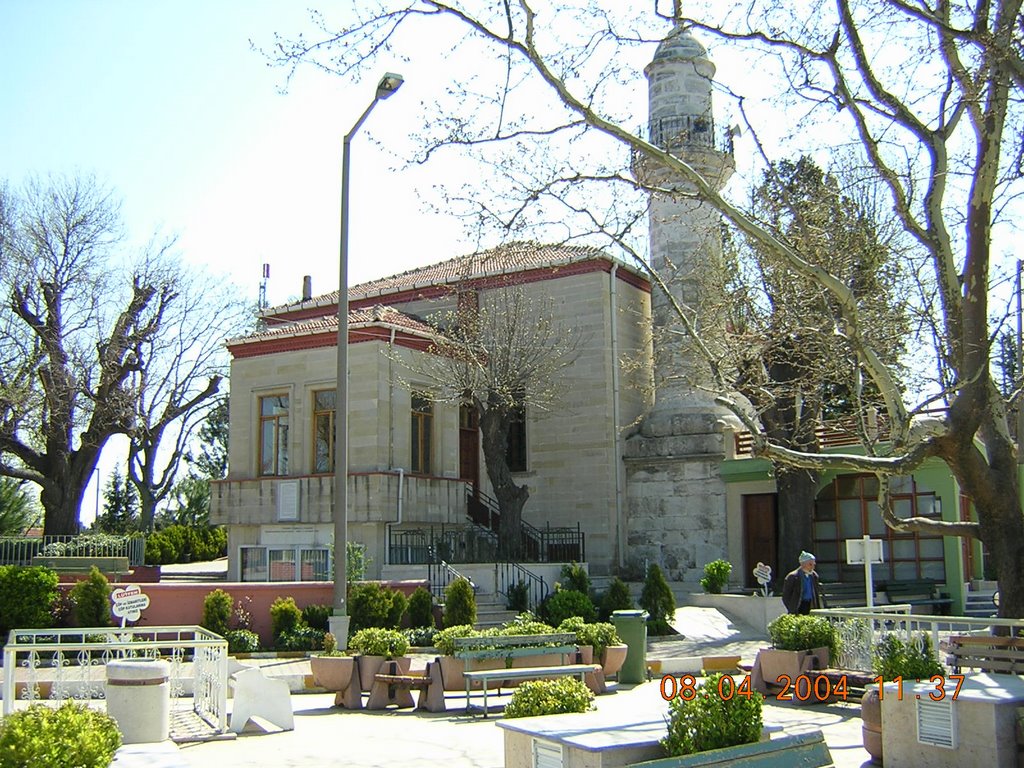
[[0, 1, 463, 308]]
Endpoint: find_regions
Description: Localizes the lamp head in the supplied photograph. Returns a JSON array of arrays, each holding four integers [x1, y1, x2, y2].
[[376, 72, 404, 100]]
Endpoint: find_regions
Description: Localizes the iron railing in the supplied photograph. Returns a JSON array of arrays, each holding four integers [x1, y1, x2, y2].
[[2, 625, 228, 733], [495, 561, 549, 611], [466, 491, 585, 563], [0, 534, 147, 567], [426, 560, 475, 599], [388, 524, 498, 565]]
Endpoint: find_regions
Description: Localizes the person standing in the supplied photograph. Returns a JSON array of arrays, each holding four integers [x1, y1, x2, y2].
[[782, 551, 823, 614]]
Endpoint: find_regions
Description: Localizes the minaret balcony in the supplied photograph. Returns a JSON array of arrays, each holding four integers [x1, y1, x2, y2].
[[645, 115, 734, 155]]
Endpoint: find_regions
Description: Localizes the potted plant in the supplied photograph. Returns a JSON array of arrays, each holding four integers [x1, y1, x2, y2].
[[751, 614, 838, 695], [433, 624, 479, 690], [862, 632, 944, 765], [309, 632, 360, 708], [661, 673, 764, 757], [557, 618, 626, 675], [349, 628, 410, 692]]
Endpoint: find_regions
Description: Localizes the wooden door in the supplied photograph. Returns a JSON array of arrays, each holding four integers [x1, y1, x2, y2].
[[743, 494, 778, 588], [459, 405, 480, 494]]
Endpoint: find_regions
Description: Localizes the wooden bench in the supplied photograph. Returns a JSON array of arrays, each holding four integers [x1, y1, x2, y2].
[[367, 659, 446, 711], [628, 730, 834, 767], [819, 582, 868, 609], [883, 579, 952, 614], [947, 634, 1024, 675], [463, 663, 602, 717]]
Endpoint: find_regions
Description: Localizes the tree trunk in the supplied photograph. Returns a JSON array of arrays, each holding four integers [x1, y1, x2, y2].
[[479, 404, 529, 560], [39, 447, 100, 536], [775, 466, 817, 577]]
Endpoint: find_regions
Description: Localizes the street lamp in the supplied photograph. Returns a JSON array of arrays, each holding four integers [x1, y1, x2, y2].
[[330, 72, 405, 647]]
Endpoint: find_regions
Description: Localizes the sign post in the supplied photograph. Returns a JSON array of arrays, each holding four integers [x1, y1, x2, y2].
[[845, 535, 884, 607], [111, 585, 151, 628], [753, 562, 773, 630]]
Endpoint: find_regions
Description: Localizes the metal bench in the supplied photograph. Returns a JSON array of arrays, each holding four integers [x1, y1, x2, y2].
[[819, 582, 868, 609], [463, 663, 601, 717], [628, 730, 834, 767], [947, 634, 1024, 675], [883, 579, 952, 614]]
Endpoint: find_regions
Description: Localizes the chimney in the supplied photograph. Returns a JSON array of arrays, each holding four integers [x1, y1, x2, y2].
[[302, 275, 312, 302]]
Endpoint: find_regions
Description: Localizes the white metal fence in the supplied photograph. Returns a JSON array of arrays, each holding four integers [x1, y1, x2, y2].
[[812, 606, 1024, 671], [2, 625, 228, 732], [0, 534, 147, 567]]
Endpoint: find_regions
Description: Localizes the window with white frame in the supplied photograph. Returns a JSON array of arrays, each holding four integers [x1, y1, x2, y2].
[[240, 545, 331, 582]]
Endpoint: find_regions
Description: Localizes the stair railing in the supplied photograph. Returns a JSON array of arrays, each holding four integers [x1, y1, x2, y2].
[[427, 559, 476, 599], [495, 561, 549, 611]]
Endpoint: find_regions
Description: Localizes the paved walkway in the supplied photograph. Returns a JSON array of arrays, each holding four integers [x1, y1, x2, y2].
[[103, 605, 873, 768]]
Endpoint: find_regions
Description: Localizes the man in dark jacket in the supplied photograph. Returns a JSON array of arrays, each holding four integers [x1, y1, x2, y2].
[[782, 551, 823, 614]]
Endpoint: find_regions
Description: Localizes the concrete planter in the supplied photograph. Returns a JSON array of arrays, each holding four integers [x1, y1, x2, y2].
[[601, 644, 628, 679], [437, 655, 511, 690], [310, 655, 361, 708], [861, 685, 882, 764], [750, 647, 829, 695]]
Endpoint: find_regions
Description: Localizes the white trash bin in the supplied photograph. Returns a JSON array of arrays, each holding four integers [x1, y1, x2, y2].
[[105, 659, 171, 744]]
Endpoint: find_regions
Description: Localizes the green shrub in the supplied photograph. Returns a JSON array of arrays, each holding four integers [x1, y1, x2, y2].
[[504, 677, 594, 718], [348, 582, 402, 633], [542, 588, 597, 626], [0, 701, 122, 768], [767, 614, 841, 662], [433, 624, 477, 655], [598, 576, 634, 620], [269, 596, 302, 640], [639, 564, 675, 634], [319, 631, 343, 657], [443, 577, 477, 628], [404, 626, 438, 647], [302, 603, 333, 632], [407, 586, 435, 628], [387, 589, 409, 628], [499, 613, 554, 636], [144, 524, 227, 565], [560, 562, 591, 595], [276, 625, 325, 652], [0, 565, 59, 640], [349, 627, 409, 658], [557, 618, 621, 657], [699, 559, 732, 594], [662, 673, 764, 756], [506, 580, 530, 612], [201, 588, 233, 636], [224, 628, 261, 654], [872, 633, 944, 680], [70, 566, 112, 627]]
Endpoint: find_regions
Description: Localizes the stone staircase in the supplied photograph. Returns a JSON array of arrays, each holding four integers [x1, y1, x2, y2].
[[474, 590, 518, 629], [963, 589, 997, 618]]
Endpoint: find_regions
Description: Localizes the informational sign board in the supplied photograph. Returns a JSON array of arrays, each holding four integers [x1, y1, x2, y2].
[[111, 585, 150, 624], [753, 562, 772, 586], [846, 537, 885, 565]]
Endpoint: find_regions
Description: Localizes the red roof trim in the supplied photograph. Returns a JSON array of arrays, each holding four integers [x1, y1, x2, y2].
[[228, 327, 432, 359]]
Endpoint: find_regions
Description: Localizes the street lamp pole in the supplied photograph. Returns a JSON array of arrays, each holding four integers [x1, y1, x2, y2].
[[330, 73, 404, 647]]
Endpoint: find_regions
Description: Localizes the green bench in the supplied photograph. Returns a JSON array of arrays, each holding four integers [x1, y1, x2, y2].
[[819, 582, 868, 608], [883, 579, 951, 614], [628, 730, 834, 767]]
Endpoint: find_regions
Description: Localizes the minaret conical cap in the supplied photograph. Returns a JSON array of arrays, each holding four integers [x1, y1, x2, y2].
[[652, 24, 709, 62]]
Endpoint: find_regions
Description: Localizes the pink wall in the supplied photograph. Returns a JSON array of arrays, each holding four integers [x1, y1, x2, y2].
[[58, 579, 428, 649]]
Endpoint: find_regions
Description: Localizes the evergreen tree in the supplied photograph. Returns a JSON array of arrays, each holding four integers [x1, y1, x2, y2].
[[95, 470, 139, 534]]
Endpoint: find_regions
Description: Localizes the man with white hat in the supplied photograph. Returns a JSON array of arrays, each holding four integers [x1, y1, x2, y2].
[[782, 551, 823, 615]]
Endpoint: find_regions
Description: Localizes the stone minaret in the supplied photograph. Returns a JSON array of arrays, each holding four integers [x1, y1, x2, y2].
[[624, 24, 740, 582]]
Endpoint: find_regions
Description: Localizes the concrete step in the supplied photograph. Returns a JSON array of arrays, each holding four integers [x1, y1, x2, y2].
[[963, 590, 997, 618]]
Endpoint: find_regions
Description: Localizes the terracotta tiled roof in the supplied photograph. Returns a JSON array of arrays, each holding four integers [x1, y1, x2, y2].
[[263, 241, 617, 315], [226, 305, 433, 348]]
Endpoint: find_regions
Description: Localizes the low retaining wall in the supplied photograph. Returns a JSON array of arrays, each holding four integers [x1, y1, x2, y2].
[[56, 579, 427, 648]]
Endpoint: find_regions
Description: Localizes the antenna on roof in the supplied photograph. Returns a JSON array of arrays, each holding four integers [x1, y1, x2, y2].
[[259, 263, 270, 310]]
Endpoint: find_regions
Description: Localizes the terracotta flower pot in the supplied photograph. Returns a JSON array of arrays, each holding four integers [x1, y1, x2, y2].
[[356, 655, 385, 692], [751, 647, 830, 695], [861, 685, 883, 764], [601, 644, 629, 679], [310, 655, 355, 692]]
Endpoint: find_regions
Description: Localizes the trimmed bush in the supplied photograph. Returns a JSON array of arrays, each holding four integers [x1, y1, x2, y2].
[[443, 577, 476, 628], [201, 588, 233, 636], [70, 566, 112, 627], [662, 673, 763, 756], [0, 565, 59, 641], [541, 588, 597, 626], [387, 589, 409, 628], [506, 580, 530, 612], [144, 524, 227, 565], [404, 626, 438, 648], [407, 586, 435, 628], [598, 576, 634, 621], [767, 614, 841, 662], [557, 618, 621, 657], [504, 677, 594, 718], [639, 564, 675, 635], [302, 603, 333, 632], [349, 627, 409, 658], [700, 559, 732, 594], [348, 582, 404, 632], [269, 596, 303, 641], [499, 613, 554, 636], [872, 633, 943, 680], [560, 562, 591, 595], [433, 624, 476, 656], [276, 625, 325, 652], [225, 628, 261, 654], [0, 701, 121, 768]]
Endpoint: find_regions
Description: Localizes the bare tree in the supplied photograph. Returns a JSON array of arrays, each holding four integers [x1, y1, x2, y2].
[[126, 269, 249, 531], [271, 1, 1024, 616], [0, 174, 229, 536], [397, 276, 581, 558]]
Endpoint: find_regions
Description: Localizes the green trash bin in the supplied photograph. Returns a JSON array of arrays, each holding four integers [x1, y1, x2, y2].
[[611, 609, 648, 684]]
